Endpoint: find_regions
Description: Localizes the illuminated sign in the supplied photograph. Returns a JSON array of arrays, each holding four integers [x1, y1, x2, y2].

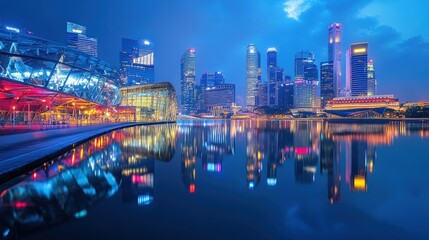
[[353, 48, 367, 54], [72, 29, 83, 34], [190, 48, 195, 53], [6, 26, 20, 33], [335, 36, 340, 43], [143, 40, 150, 45], [329, 38, 333, 44]]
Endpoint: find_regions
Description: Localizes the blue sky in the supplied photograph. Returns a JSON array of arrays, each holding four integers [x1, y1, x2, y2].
[[1, 0, 428, 101]]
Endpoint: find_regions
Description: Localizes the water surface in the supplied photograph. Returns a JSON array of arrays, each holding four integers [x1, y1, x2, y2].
[[1, 120, 429, 239]]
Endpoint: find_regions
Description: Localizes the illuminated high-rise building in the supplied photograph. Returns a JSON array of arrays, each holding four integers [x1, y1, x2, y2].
[[246, 44, 261, 108], [320, 61, 334, 107], [345, 49, 351, 96], [267, 48, 278, 106], [66, 22, 97, 57], [367, 59, 376, 96], [256, 82, 268, 107], [328, 23, 342, 97], [350, 42, 368, 96], [181, 48, 196, 115], [294, 51, 319, 108], [120, 38, 154, 86]]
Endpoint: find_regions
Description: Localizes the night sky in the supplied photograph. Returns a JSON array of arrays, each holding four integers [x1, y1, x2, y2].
[[1, 0, 428, 102]]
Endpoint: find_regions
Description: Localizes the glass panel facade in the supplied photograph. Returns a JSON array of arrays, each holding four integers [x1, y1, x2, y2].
[[0, 30, 121, 107], [120, 82, 178, 122]]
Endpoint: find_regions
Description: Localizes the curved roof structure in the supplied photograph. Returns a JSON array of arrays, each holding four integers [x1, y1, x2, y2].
[[0, 30, 121, 110]]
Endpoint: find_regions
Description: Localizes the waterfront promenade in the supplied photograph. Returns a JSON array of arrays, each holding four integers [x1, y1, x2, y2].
[[0, 122, 170, 183]]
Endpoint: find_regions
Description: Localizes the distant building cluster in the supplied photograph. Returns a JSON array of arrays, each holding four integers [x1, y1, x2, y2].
[[180, 49, 236, 116], [244, 23, 381, 115]]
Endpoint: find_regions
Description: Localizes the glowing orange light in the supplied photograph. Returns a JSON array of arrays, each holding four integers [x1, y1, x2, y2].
[[353, 176, 367, 190]]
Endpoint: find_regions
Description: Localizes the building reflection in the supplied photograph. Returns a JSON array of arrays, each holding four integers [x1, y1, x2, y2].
[[0, 124, 177, 239], [179, 120, 236, 192], [117, 124, 177, 205], [320, 122, 341, 203], [1, 120, 428, 238]]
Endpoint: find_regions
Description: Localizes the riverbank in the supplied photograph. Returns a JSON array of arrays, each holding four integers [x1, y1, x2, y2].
[[0, 121, 175, 183]]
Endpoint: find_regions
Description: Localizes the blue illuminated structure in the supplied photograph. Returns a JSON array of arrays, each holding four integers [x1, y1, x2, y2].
[[0, 29, 121, 109]]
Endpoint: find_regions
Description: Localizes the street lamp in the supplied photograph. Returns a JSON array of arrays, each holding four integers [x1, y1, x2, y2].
[[12, 106, 16, 127]]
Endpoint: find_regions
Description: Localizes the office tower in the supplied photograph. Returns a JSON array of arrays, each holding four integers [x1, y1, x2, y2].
[[246, 44, 261, 108], [267, 48, 278, 106], [328, 23, 342, 96], [200, 72, 215, 89], [66, 22, 97, 57], [120, 38, 155, 86], [204, 84, 235, 115], [214, 71, 225, 85], [320, 61, 334, 107], [345, 49, 351, 96], [367, 59, 376, 96], [256, 82, 268, 107], [181, 48, 196, 115], [195, 85, 204, 113], [277, 79, 294, 109], [350, 42, 368, 96], [294, 51, 319, 108]]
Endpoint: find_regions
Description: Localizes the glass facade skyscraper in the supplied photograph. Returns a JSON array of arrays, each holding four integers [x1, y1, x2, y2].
[[320, 61, 334, 107], [246, 44, 261, 108], [328, 23, 342, 97], [351, 42, 368, 96], [267, 48, 278, 106], [120, 38, 154, 86], [367, 59, 376, 96], [181, 48, 196, 115], [294, 51, 319, 108], [66, 22, 97, 57]]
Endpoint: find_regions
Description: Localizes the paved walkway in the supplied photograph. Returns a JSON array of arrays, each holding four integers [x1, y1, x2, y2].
[[0, 122, 163, 183]]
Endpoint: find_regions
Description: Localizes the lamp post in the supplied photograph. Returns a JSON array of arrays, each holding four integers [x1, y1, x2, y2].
[[12, 106, 16, 128]]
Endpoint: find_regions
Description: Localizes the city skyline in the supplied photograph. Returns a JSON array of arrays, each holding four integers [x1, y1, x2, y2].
[[1, 0, 428, 102]]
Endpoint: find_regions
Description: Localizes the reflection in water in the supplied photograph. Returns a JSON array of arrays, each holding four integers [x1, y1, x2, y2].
[[177, 120, 429, 199], [1, 120, 429, 238], [0, 124, 177, 239]]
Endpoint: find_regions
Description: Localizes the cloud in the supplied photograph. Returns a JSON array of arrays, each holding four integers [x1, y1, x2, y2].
[[283, 0, 317, 21]]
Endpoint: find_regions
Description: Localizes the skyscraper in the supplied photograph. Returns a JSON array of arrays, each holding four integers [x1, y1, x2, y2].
[[246, 44, 261, 108], [66, 22, 97, 57], [267, 48, 278, 106], [328, 23, 342, 97], [350, 42, 368, 96], [294, 51, 319, 108], [181, 48, 196, 115], [120, 38, 155, 86], [320, 61, 334, 107], [345, 49, 351, 96], [367, 59, 376, 96], [256, 82, 268, 107]]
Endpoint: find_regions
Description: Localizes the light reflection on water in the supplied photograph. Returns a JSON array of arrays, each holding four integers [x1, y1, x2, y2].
[[1, 120, 429, 239]]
